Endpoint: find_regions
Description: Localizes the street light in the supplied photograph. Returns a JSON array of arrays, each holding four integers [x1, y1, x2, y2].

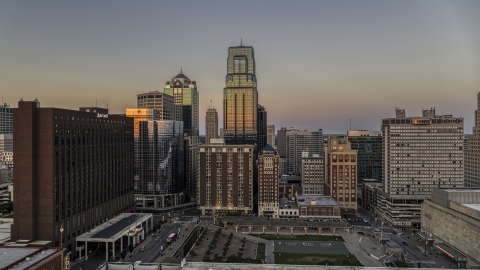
[[60, 225, 64, 248]]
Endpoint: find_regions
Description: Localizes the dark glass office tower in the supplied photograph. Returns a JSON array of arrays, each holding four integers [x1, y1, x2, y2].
[[347, 131, 383, 183], [223, 46, 258, 147], [257, 104, 267, 152]]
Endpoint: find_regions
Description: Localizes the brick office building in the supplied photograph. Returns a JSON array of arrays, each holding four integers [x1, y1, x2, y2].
[[12, 101, 135, 258], [258, 144, 279, 217]]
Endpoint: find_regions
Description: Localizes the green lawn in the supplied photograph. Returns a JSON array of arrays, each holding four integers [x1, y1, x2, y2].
[[250, 234, 344, 242], [274, 253, 362, 266], [256, 243, 265, 260]]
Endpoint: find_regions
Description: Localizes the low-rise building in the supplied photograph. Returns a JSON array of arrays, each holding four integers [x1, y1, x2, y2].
[[421, 188, 480, 268], [0, 246, 65, 270], [278, 198, 299, 218], [297, 196, 341, 219]]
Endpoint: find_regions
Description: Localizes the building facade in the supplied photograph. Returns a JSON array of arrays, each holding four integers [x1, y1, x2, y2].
[[197, 139, 253, 215], [137, 91, 174, 120], [465, 93, 480, 187], [301, 152, 325, 195], [184, 135, 200, 202], [324, 136, 358, 214], [205, 107, 218, 145], [267, 124, 275, 148], [164, 72, 199, 136], [128, 112, 184, 209], [258, 144, 279, 217], [286, 128, 323, 176], [223, 46, 258, 146], [347, 130, 382, 184], [379, 108, 464, 227], [421, 188, 480, 268], [12, 101, 135, 258], [0, 103, 13, 134]]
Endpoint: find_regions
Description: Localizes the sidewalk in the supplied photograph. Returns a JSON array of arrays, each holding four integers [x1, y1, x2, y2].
[[340, 230, 384, 267]]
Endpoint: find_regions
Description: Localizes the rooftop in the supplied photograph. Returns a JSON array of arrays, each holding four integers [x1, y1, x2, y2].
[[77, 213, 152, 242], [0, 247, 59, 269], [297, 196, 339, 206]]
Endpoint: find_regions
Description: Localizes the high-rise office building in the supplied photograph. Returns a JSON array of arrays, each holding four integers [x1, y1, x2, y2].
[[164, 72, 199, 136], [324, 137, 358, 214], [205, 107, 218, 144], [267, 125, 275, 148], [465, 93, 480, 187], [347, 130, 382, 196], [257, 104, 267, 152], [301, 152, 325, 195], [197, 139, 253, 215], [258, 144, 279, 217], [378, 108, 464, 227], [277, 127, 287, 158], [286, 128, 323, 176], [12, 101, 135, 256], [126, 109, 185, 209], [223, 46, 258, 146], [0, 103, 13, 134], [137, 91, 174, 120]]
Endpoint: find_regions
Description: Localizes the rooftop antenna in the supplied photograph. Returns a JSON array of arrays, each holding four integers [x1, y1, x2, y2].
[[210, 100, 212, 109], [180, 66, 183, 74], [95, 99, 97, 107], [241, 37, 242, 46], [350, 118, 352, 131]]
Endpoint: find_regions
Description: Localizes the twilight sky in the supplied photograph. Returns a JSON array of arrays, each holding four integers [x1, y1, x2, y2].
[[0, 1, 479, 134]]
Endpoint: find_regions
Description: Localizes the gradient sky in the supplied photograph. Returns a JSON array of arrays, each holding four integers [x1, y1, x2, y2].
[[1, 1, 479, 134]]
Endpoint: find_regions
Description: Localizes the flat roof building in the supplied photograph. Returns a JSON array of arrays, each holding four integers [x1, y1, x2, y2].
[[12, 101, 136, 259]]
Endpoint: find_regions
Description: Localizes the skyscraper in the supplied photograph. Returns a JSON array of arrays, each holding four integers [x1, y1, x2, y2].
[[267, 124, 275, 148], [205, 106, 218, 144], [465, 92, 480, 187], [347, 130, 382, 195], [277, 127, 287, 157], [324, 137, 358, 214], [257, 104, 267, 152], [12, 101, 135, 256], [258, 144, 279, 217], [126, 109, 185, 209], [378, 108, 464, 227], [223, 46, 258, 146], [164, 72, 199, 136], [286, 128, 323, 176], [137, 91, 174, 120]]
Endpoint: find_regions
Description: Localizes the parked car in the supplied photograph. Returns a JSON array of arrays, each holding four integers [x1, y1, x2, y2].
[[402, 242, 408, 246], [140, 246, 146, 252]]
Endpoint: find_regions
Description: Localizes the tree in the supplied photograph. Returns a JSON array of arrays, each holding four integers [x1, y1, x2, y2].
[[128, 244, 134, 253], [120, 250, 127, 260]]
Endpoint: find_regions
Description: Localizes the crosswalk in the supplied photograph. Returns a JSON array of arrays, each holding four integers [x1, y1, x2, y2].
[[413, 260, 437, 264]]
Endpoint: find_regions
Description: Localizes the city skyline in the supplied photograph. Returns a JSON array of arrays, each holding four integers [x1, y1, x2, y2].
[[0, 1, 479, 134]]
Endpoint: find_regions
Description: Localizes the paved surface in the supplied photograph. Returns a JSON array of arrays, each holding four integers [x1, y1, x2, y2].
[[274, 240, 349, 254]]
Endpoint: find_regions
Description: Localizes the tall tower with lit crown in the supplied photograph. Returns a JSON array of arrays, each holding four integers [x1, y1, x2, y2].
[[223, 45, 258, 147]]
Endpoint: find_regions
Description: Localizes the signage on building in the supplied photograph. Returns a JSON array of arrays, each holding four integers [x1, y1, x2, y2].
[[64, 253, 70, 270], [97, 113, 108, 118]]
